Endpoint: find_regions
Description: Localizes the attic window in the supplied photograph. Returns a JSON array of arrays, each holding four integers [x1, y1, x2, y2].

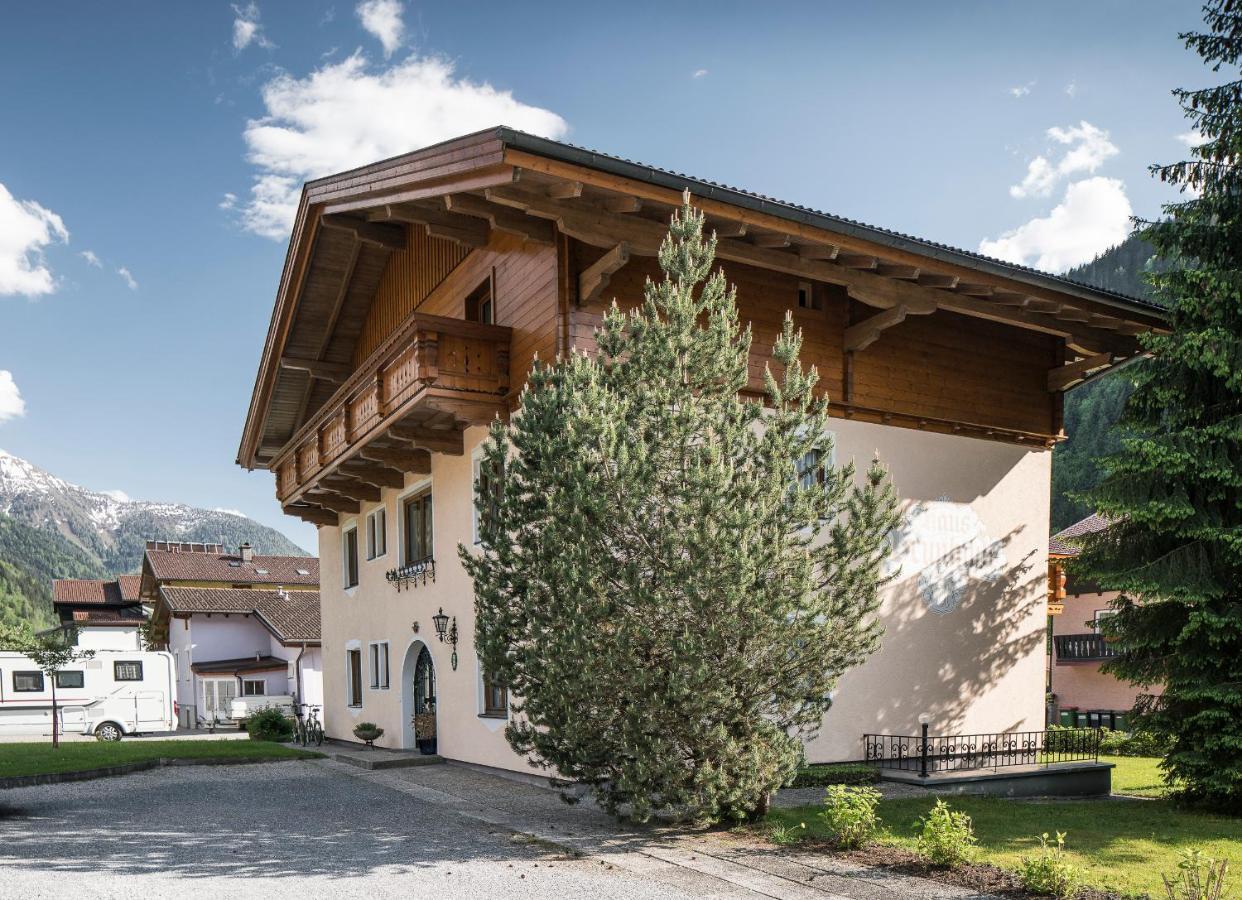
[[255, 568, 269, 575], [296, 568, 310, 576], [797, 281, 821, 311], [228, 561, 241, 568]]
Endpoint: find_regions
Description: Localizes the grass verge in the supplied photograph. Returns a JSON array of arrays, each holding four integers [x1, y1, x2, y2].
[[768, 757, 1239, 897], [0, 740, 322, 778]]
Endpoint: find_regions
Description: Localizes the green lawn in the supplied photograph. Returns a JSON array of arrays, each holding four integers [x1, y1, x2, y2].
[[770, 757, 1241, 897], [0, 740, 322, 778]]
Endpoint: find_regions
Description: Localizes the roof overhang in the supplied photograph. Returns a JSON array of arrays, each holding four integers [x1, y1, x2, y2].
[[238, 126, 1168, 469]]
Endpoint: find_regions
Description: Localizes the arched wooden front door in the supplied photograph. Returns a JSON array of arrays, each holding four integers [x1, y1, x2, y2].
[[413, 645, 437, 754]]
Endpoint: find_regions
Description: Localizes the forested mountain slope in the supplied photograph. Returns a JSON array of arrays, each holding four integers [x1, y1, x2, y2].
[[1051, 235, 1160, 530]]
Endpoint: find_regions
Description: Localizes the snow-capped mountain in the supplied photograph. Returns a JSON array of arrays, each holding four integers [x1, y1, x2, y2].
[[0, 448, 306, 595]]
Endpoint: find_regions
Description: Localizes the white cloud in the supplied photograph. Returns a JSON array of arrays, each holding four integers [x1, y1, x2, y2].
[[233, 2, 274, 51], [1176, 129, 1207, 147], [980, 176, 1132, 272], [692, 68, 708, 79], [102, 489, 131, 503], [117, 266, 138, 290], [218, 192, 238, 210], [356, 0, 404, 58], [0, 183, 68, 298], [0, 371, 25, 424], [236, 52, 569, 239], [1010, 120, 1117, 199], [1008, 81, 1034, 98], [80, 249, 101, 267], [1065, 81, 1078, 98], [214, 507, 247, 517]]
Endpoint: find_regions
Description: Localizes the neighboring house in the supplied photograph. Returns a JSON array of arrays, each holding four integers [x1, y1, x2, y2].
[[235, 128, 1166, 768], [1048, 514, 1156, 729], [139, 540, 322, 728], [50, 576, 146, 651]]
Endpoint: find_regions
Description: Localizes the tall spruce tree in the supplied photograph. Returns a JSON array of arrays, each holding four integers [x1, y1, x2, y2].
[[461, 194, 900, 823], [1075, 0, 1242, 808]]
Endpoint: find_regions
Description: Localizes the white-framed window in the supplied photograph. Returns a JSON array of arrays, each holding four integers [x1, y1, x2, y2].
[[366, 507, 387, 560], [346, 648, 363, 707], [793, 431, 837, 490], [343, 525, 359, 588], [242, 679, 265, 696], [368, 641, 390, 690]]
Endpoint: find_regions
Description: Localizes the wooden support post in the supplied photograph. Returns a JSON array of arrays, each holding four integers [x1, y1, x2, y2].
[[578, 243, 630, 305]]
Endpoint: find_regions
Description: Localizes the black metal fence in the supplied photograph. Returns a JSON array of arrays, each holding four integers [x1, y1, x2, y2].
[[863, 727, 1100, 777], [1054, 633, 1121, 662]]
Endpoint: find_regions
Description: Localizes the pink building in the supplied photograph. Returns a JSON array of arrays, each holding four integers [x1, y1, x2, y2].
[[1048, 514, 1159, 729]]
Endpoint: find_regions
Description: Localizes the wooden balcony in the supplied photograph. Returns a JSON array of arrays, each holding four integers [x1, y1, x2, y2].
[[1053, 633, 1121, 664], [274, 312, 511, 523]]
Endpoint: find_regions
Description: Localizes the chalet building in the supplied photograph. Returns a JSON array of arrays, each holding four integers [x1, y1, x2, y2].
[[236, 128, 1166, 768], [50, 576, 146, 651], [1048, 514, 1156, 729], [140, 541, 322, 728]]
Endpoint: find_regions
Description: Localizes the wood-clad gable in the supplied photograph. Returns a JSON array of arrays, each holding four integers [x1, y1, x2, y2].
[[239, 127, 1167, 501]]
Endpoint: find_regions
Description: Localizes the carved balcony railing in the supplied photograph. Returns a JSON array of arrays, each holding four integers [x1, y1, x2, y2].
[[1054, 633, 1121, 664], [273, 312, 511, 505]]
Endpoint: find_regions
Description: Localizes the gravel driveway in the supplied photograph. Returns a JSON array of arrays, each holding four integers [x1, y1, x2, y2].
[[0, 757, 985, 899], [0, 760, 687, 899]]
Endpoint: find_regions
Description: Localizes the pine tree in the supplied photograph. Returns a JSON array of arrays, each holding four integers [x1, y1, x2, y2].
[[461, 194, 900, 823], [1075, 0, 1242, 808]]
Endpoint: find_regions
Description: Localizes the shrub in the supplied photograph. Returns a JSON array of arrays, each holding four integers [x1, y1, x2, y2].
[[246, 707, 294, 742], [1019, 832, 1081, 899], [353, 722, 384, 745], [915, 800, 976, 868], [1098, 728, 1172, 757], [791, 763, 880, 788], [1162, 849, 1229, 900], [817, 785, 882, 849]]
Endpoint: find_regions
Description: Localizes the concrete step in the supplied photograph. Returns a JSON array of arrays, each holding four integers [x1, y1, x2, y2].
[[332, 751, 445, 770]]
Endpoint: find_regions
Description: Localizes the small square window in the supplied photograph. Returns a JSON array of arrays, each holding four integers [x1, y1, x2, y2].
[[114, 661, 143, 682], [242, 679, 265, 696], [797, 281, 821, 311], [13, 671, 44, 692], [55, 670, 85, 689]]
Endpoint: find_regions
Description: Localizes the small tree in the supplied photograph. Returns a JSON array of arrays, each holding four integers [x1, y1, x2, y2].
[[3, 625, 95, 750], [462, 195, 900, 823]]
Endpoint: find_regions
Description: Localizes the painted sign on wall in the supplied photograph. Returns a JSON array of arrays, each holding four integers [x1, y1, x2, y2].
[[885, 498, 1007, 615]]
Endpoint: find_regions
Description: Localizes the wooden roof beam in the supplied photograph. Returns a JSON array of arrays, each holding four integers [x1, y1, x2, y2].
[[799, 243, 839, 261], [442, 193, 555, 244], [579, 243, 631, 305], [709, 220, 747, 238], [387, 423, 465, 455], [371, 202, 490, 248], [603, 195, 643, 214], [546, 181, 583, 199], [359, 445, 432, 474], [876, 265, 921, 280], [751, 232, 792, 249], [917, 273, 959, 289], [845, 305, 911, 352], [319, 476, 382, 503], [339, 459, 405, 489], [283, 504, 338, 527], [837, 254, 878, 270], [319, 214, 406, 251], [303, 491, 361, 515], [1048, 352, 1114, 392]]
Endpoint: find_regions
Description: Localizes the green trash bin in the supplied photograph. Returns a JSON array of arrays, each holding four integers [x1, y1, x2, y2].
[[1113, 712, 1129, 732], [1059, 710, 1074, 727]]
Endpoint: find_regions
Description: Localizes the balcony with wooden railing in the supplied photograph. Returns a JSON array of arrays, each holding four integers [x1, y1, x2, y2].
[[1053, 633, 1121, 664], [273, 312, 511, 524]]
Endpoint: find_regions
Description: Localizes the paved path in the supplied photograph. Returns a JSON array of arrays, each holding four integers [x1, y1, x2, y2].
[[0, 757, 991, 899]]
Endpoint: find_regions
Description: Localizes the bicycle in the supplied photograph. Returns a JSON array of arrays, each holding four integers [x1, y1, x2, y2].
[[295, 703, 324, 747]]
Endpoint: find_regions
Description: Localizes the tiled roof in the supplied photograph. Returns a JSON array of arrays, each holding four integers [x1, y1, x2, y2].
[[117, 575, 142, 602], [53, 579, 129, 605], [145, 549, 318, 586], [159, 586, 320, 644], [71, 607, 145, 625], [1050, 513, 1111, 557], [191, 655, 289, 674]]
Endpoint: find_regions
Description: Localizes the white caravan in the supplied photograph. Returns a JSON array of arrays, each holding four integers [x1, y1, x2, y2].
[[0, 650, 175, 741]]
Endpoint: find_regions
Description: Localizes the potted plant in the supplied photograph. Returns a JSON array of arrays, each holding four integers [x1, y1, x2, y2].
[[353, 722, 384, 749], [413, 712, 437, 755]]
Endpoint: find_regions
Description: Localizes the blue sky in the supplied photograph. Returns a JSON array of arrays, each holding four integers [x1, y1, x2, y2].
[[0, 1, 1208, 551]]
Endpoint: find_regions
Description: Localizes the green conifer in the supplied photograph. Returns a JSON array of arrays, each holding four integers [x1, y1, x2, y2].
[[461, 194, 899, 823], [1075, 0, 1242, 808]]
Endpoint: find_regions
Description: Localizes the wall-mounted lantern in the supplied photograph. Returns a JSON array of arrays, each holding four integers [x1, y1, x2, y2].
[[433, 607, 459, 670]]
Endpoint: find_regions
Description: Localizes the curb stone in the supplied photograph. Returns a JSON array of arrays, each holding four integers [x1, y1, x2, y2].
[[0, 753, 322, 790]]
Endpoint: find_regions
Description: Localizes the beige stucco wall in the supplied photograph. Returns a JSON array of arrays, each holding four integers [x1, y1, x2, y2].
[[318, 418, 1050, 772], [1049, 588, 1155, 714]]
